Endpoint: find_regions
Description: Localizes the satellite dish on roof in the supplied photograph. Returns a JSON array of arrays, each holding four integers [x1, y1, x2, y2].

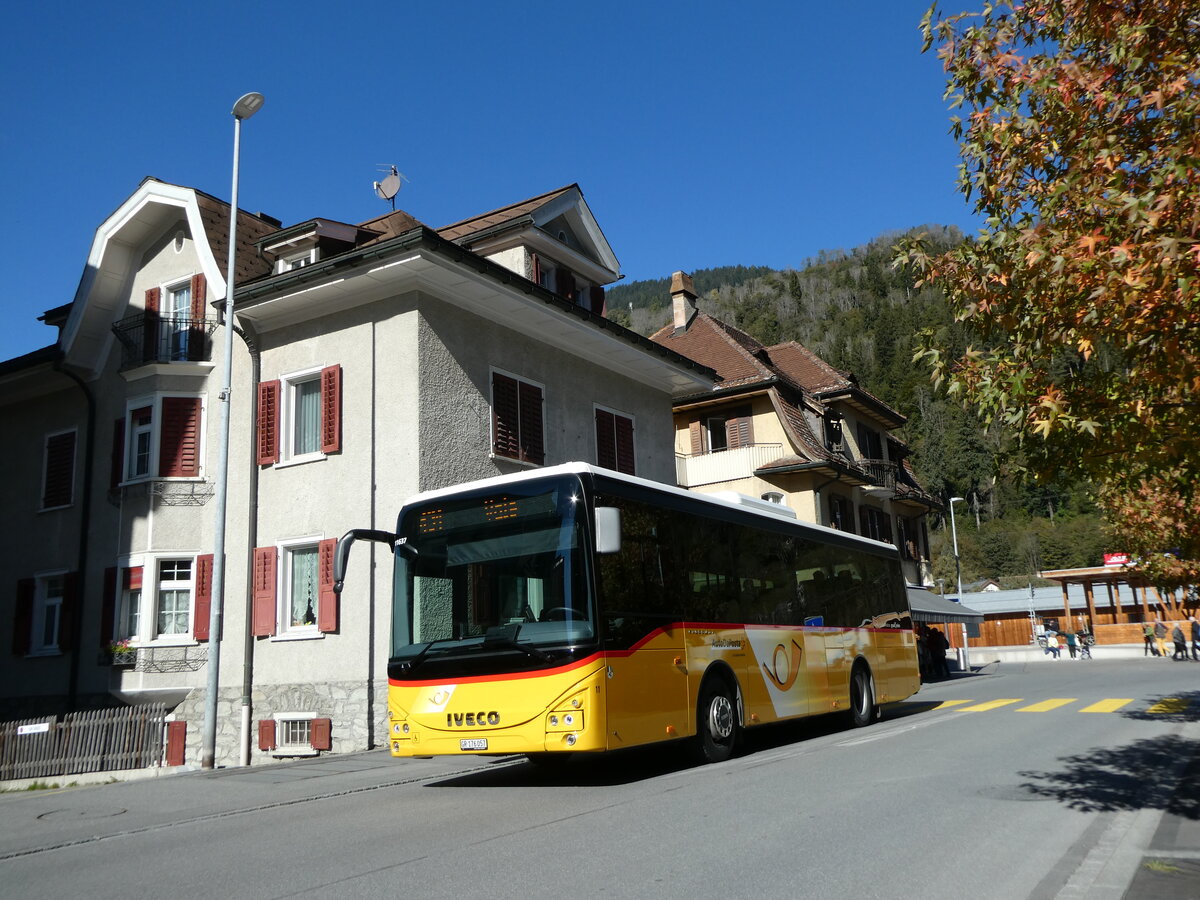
[[373, 165, 404, 210]]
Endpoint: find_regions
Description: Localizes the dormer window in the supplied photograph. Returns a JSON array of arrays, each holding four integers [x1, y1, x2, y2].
[[279, 249, 316, 274]]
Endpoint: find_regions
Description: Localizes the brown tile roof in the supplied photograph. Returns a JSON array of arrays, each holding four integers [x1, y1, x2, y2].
[[355, 209, 425, 245], [764, 341, 852, 394], [195, 190, 278, 286], [436, 184, 578, 243], [649, 312, 775, 387]]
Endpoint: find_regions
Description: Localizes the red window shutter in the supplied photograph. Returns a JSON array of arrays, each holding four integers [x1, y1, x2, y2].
[[187, 274, 207, 361], [159, 397, 201, 477], [193, 554, 214, 641], [165, 720, 187, 766], [518, 381, 544, 465], [56, 572, 80, 652], [589, 285, 605, 316], [100, 567, 117, 648], [492, 372, 520, 459], [320, 364, 342, 454], [726, 411, 753, 450], [13, 578, 34, 656], [555, 268, 576, 301], [143, 287, 161, 361], [311, 717, 332, 751], [615, 415, 635, 475], [257, 381, 280, 465], [317, 539, 338, 633], [530, 253, 542, 286], [257, 719, 276, 751], [109, 417, 126, 489], [42, 431, 76, 508], [595, 409, 616, 470], [689, 421, 704, 455], [252, 546, 277, 637]]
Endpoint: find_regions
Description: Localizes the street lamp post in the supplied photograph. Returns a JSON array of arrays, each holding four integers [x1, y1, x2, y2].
[[948, 496, 968, 673], [201, 91, 264, 770]]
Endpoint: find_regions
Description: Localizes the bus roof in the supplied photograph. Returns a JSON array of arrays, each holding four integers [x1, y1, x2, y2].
[[400, 462, 901, 556]]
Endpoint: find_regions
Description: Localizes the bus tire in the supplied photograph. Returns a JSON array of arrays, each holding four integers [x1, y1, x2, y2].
[[848, 664, 878, 728], [692, 675, 739, 764]]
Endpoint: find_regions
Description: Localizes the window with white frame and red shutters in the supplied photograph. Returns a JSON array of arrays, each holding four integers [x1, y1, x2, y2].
[[252, 539, 337, 637], [111, 396, 203, 484], [256, 365, 342, 466]]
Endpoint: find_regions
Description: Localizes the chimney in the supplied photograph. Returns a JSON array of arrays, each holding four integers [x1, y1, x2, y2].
[[670, 270, 698, 333]]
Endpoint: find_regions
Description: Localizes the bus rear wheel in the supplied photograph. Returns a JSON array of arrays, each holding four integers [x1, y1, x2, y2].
[[692, 676, 739, 764], [848, 665, 878, 728]]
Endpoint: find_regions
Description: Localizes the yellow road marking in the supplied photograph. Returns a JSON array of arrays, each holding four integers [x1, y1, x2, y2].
[[935, 700, 972, 709], [1145, 697, 1188, 715], [1080, 699, 1133, 713], [960, 699, 1023, 712], [1018, 698, 1076, 712]]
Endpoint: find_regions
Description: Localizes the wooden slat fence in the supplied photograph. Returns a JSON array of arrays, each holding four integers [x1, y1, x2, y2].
[[0, 704, 168, 781]]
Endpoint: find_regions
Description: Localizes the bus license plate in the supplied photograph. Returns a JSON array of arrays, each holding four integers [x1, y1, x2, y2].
[[460, 738, 488, 751]]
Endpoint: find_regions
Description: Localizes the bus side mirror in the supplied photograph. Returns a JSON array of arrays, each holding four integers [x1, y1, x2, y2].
[[595, 507, 621, 554], [334, 528, 398, 595]]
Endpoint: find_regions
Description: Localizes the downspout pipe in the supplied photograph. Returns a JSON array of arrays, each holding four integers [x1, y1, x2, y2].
[[234, 322, 260, 767], [54, 359, 95, 711]]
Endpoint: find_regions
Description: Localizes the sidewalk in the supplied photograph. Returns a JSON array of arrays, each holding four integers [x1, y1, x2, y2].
[[967, 642, 1170, 665]]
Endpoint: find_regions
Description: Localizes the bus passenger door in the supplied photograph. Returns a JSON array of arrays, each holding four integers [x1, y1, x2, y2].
[[603, 629, 688, 751]]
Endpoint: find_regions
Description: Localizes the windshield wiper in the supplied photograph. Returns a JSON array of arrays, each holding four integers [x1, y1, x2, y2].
[[481, 624, 553, 662], [392, 637, 457, 676]]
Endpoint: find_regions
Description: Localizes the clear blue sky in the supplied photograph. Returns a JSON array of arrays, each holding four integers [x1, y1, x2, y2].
[[0, 1, 976, 362]]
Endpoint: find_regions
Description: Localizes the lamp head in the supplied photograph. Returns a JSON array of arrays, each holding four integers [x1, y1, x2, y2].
[[949, 496, 965, 504], [232, 92, 265, 120]]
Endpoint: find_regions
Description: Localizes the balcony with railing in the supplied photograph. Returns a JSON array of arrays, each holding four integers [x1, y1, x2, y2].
[[859, 458, 899, 498], [676, 443, 784, 488], [112, 313, 217, 369]]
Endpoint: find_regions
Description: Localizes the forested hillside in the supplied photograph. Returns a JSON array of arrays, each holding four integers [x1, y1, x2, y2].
[[608, 228, 1108, 586]]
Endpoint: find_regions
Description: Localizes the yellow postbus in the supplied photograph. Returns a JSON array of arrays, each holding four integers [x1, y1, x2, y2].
[[334, 463, 919, 765]]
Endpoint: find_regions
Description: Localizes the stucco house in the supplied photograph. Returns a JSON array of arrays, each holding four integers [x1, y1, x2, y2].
[[0, 179, 712, 766], [649, 271, 939, 586]]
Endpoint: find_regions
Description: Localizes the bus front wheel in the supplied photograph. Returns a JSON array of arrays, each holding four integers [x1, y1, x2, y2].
[[848, 665, 878, 728], [692, 676, 739, 764]]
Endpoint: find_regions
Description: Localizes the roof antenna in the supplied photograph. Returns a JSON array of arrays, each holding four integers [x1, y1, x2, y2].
[[373, 165, 404, 211]]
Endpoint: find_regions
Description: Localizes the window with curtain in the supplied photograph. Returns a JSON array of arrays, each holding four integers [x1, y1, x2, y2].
[[287, 545, 319, 630], [292, 378, 321, 457]]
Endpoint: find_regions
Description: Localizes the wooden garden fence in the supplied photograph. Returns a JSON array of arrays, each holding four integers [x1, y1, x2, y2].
[[0, 704, 169, 781]]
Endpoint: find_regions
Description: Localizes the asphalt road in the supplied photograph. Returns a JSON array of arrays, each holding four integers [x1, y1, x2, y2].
[[1, 657, 1196, 899]]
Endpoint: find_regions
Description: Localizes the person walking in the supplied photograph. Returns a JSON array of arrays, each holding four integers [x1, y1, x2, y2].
[[1190, 616, 1200, 661], [1154, 617, 1169, 658], [1143, 622, 1156, 656], [1065, 630, 1078, 659], [1172, 622, 1188, 660]]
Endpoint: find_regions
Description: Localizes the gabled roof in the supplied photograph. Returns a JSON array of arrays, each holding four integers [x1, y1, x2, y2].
[[57, 178, 278, 378], [437, 185, 577, 243]]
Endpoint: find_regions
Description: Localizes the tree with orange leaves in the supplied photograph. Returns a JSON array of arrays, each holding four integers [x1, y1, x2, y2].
[[897, 1, 1200, 584]]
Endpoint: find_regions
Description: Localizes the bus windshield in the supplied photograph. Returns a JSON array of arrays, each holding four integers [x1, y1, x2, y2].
[[390, 476, 595, 671]]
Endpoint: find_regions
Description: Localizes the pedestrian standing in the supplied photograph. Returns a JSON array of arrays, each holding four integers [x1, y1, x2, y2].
[[1076, 630, 1092, 659], [1172, 622, 1188, 660], [1154, 618, 1169, 658], [1190, 616, 1200, 661], [1143, 622, 1156, 656], [1065, 631, 1078, 659]]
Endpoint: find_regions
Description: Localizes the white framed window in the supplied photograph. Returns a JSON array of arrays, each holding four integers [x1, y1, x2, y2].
[[594, 405, 635, 475], [279, 539, 321, 638], [279, 249, 316, 273], [490, 369, 545, 466], [281, 368, 325, 463], [163, 280, 193, 361], [259, 712, 331, 757], [155, 558, 193, 639], [120, 394, 205, 483], [30, 572, 67, 655], [118, 565, 144, 642], [127, 404, 154, 479]]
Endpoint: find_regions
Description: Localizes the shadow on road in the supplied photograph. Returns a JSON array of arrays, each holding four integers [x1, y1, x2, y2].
[[1018, 730, 1200, 819]]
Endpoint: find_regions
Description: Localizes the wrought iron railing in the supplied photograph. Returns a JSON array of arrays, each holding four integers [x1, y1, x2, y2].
[[858, 458, 898, 489], [111, 313, 217, 369]]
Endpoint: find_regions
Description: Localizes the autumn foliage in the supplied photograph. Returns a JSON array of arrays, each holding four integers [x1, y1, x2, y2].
[[898, 1, 1200, 583]]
